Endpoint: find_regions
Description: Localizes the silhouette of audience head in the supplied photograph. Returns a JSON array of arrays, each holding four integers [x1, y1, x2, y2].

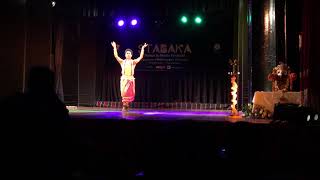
[[27, 66, 55, 93]]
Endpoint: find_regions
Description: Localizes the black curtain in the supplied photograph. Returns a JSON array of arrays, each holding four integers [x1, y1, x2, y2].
[[92, 2, 234, 105], [100, 69, 228, 104], [57, 0, 235, 106]]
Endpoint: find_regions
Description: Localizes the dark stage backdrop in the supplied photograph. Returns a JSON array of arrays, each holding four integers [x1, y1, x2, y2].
[[57, 0, 237, 106], [97, 14, 234, 104]]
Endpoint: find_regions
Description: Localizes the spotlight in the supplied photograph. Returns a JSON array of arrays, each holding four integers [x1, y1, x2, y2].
[[194, 16, 202, 24], [117, 20, 125, 27], [131, 19, 138, 26], [51, 1, 56, 7], [314, 114, 318, 121], [307, 115, 311, 122], [217, 147, 228, 159], [180, 16, 188, 24]]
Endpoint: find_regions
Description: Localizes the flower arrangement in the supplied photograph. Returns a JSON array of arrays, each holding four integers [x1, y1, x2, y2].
[[242, 103, 272, 119]]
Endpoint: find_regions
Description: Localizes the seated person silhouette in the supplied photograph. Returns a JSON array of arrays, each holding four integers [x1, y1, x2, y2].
[[1, 66, 70, 178]]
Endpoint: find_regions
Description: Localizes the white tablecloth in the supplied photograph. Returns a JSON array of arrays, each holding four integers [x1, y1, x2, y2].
[[252, 91, 301, 113]]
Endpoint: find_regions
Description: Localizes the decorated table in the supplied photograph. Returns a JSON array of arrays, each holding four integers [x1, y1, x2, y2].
[[252, 91, 301, 114]]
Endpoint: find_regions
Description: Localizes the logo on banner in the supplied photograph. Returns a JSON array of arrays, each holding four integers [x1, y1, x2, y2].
[[137, 43, 192, 71]]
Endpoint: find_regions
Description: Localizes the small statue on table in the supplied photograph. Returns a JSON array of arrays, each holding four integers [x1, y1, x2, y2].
[[267, 62, 297, 92]]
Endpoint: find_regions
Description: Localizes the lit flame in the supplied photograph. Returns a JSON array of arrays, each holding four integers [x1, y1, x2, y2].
[[231, 75, 238, 116]]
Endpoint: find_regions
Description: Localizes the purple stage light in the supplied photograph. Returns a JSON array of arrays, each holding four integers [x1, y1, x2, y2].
[[117, 20, 125, 27], [131, 19, 138, 26]]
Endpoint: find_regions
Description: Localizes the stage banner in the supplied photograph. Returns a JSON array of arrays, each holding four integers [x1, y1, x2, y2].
[[136, 43, 192, 71]]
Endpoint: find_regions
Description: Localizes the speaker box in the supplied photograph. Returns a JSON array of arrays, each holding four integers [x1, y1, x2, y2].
[[273, 103, 311, 125]]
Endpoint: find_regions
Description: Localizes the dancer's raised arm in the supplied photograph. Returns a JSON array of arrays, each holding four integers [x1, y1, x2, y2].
[[111, 41, 123, 63], [133, 43, 148, 64]]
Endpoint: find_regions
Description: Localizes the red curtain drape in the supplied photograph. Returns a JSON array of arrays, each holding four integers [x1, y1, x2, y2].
[[301, 0, 320, 111]]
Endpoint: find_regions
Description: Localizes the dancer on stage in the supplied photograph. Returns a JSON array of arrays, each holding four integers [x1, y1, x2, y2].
[[111, 41, 148, 111]]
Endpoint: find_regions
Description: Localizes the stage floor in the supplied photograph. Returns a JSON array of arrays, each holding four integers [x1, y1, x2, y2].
[[69, 107, 271, 124]]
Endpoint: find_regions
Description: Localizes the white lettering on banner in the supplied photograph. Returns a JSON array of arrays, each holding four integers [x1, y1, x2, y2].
[[160, 44, 167, 53], [137, 43, 192, 71], [139, 44, 192, 54], [168, 44, 175, 53]]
